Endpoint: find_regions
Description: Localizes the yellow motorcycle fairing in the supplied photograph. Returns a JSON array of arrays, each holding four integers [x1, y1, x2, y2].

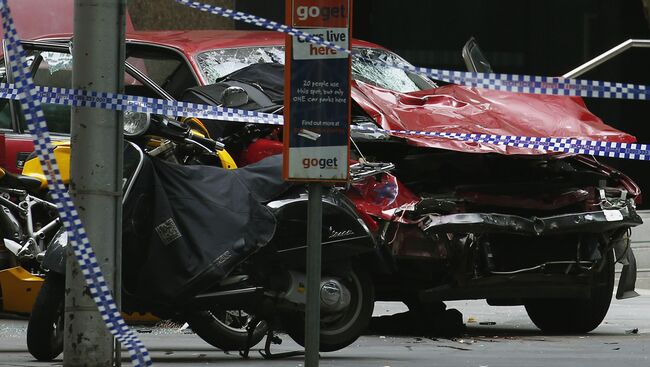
[[0, 267, 43, 314], [217, 149, 237, 170], [22, 141, 70, 189]]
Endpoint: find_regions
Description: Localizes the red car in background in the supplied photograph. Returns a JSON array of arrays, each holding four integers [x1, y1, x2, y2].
[[0, 0, 135, 173], [0, 30, 642, 335]]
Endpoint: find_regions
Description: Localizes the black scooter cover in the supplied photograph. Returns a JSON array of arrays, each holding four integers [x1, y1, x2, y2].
[[122, 154, 289, 304]]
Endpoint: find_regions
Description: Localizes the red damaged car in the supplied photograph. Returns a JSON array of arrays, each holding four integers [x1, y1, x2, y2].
[[1, 31, 642, 335]]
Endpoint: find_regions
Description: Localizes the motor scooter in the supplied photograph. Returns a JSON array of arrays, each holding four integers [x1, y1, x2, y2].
[[23, 113, 377, 361]]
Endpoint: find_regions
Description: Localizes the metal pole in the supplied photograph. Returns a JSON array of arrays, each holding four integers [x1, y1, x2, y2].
[[66, 1, 126, 366], [305, 183, 323, 367], [563, 39, 650, 78]]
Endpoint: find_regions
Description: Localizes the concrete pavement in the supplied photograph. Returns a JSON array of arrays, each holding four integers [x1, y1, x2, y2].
[[1, 291, 649, 366]]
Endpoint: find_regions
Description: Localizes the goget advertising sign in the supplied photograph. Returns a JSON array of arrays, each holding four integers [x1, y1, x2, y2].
[[283, 0, 352, 182]]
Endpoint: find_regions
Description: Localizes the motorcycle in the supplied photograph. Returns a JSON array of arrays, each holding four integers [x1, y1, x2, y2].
[[22, 112, 376, 361]]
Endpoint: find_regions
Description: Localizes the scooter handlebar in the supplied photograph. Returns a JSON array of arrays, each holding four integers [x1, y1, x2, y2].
[[186, 132, 225, 153]]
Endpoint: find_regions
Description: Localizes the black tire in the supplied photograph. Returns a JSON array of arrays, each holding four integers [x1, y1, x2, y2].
[[283, 268, 375, 352], [185, 309, 268, 351], [524, 250, 615, 334], [27, 273, 65, 361]]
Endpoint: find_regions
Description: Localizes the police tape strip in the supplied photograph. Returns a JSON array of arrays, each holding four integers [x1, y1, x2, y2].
[[0, 2, 152, 366], [358, 127, 650, 160], [0, 78, 648, 161], [176, 0, 649, 101]]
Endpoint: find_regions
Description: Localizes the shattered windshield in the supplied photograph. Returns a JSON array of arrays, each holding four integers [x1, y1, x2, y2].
[[196, 47, 285, 83], [195, 46, 436, 93], [351, 48, 436, 92], [40, 51, 74, 74]]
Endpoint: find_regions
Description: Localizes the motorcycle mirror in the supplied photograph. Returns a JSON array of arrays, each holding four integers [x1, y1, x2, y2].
[[220, 86, 249, 108]]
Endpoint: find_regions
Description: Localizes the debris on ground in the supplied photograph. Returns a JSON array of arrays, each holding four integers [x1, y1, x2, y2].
[[626, 328, 639, 334], [437, 345, 471, 351], [155, 320, 184, 329], [479, 321, 497, 325]]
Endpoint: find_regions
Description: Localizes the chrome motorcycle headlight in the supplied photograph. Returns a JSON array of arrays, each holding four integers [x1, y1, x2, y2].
[[123, 112, 151, 136]]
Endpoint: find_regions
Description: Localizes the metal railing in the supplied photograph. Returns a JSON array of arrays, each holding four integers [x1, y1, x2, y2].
[[563, 39, 650, 78]]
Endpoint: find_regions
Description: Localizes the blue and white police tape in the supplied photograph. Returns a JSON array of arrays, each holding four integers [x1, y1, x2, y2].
[[389, 130, 650, 160], [176, 0, 649, 101], [0, 1, 151, 366], [356, 123, 650, 160], [0, 83, 284, 126]]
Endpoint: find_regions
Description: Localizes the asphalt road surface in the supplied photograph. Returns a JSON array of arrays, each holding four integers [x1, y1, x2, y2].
[[1, 291, 649, 366]]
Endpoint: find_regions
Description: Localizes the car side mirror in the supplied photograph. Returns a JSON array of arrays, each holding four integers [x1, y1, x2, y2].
[[462, 37, 493, 73], [220, 86, 249, 108]]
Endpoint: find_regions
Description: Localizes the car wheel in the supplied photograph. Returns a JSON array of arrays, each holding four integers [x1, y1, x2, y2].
[[27, 272, 65, 361], [524, 249, 615, 334], [185, 308, 268, 351], [282, 268, 374, 352]]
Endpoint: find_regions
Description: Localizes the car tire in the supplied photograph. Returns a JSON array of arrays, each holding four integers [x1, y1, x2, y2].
[[185, 308, 267, 351], [27, 272, 65, 361], [524, 249, 615, 334], [282, 268, 374, 352]]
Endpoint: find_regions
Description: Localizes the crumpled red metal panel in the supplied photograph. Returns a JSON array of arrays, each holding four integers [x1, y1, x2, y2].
[[352, 81, 636, 156]]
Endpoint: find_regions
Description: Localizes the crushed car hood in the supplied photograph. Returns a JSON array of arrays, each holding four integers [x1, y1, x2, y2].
[[352, 81, 637, 155]]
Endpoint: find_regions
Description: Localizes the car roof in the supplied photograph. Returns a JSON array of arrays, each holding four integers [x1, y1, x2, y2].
[[37, 30, 384, 58]]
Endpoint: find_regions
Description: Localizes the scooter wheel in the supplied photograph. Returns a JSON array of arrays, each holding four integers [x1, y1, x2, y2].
[[283, 267, 374, 352], [27, 273, 65, 361], [185, 308, 268, 351]]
